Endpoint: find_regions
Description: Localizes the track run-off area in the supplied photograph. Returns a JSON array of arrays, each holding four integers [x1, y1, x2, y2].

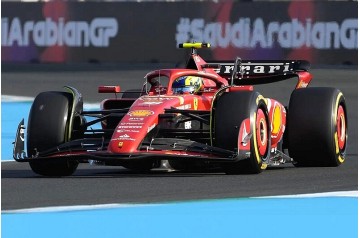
[[1, 65, 358, 237]]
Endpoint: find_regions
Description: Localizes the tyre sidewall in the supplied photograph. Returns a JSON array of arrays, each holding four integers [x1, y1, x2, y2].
[[27, 91, 79, 176], [213, 91, 270, 174], [287, 87, 347, 166]]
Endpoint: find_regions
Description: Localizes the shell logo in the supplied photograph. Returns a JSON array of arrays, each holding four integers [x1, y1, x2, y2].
[[128, 110, 154, 117], [272, 105, 282, 135]]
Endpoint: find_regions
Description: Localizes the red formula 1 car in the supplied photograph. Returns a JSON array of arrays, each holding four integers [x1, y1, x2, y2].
[[13, 43, 347, 176]]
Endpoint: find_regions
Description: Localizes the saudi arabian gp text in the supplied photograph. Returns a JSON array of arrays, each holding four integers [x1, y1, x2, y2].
[[2, 17, 118, 47], [176, 17, 357, 50]]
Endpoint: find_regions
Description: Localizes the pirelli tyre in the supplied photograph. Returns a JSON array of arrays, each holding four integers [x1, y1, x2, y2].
[[287, 87, 347, 167], [214, 91, 271, 174], [27, 91, 79, 176]]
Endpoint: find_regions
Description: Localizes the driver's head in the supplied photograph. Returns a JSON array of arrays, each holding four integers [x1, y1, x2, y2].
[[172, 76, 203, 94]]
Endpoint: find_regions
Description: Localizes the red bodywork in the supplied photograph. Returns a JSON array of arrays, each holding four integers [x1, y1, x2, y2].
[[13, 45, 314, 169], [102, 68, 226, 159], [97, 51, 312, 161]]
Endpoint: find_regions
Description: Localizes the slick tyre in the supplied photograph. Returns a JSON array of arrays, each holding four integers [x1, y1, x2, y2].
[[27, 91, 78, 176], [287, 87, 347, 167], [214, 91, 270, 174]]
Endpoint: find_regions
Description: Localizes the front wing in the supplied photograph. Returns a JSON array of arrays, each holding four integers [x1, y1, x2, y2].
[[13, 120, 244, 164]]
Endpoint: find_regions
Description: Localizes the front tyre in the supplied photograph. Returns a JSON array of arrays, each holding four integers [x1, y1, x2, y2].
[[287, 87, 347, 167], [214, 91, 270, 174], [27, 91, 79, 176]]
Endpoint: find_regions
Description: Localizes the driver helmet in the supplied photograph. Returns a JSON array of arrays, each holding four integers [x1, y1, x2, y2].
[[172, 76, 203, 94]]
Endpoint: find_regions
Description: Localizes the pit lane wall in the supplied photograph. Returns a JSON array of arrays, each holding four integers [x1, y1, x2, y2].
[[1, 1, 357, 65]]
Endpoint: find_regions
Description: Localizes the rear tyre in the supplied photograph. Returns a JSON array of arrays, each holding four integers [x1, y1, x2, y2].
[[27, 91, 79, 176], [214, 91, 270, 174], [287, 87, 347, 167]]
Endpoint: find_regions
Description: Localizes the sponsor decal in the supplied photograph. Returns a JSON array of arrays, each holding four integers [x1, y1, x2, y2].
[[128, 110, 154, 117], [176, 104, 191, 110], [141, 96, 185, 105], [194, 98, 198, 110], [118, 126, 142, 129], [117, 129, 140, 133], [121, 122, 144, 125], [141, 97, 172, 102], [119, 134, 130, 138], [138, 101, 162, 106], [176, 17, 358, 49], [129, 117, 144, 121], [118, 134, 135, 141], [213, 62, 292, 75], [271, 104, 282, 136], [119, 138, 135, 141], [266, 99, 286, 142], [184, 121, 192, 129], [2, 17, 118, 47]]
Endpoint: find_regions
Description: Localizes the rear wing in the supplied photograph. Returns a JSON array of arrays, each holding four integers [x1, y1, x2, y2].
[[202, 60, 311, 85], [179, 42, 312, 88]]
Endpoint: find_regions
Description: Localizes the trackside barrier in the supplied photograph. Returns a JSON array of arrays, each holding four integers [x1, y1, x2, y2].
[[1, 1, 357, 65]]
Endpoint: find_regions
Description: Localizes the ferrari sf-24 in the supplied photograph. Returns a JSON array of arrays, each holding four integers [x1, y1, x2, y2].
[[13, 43, 347, 176]]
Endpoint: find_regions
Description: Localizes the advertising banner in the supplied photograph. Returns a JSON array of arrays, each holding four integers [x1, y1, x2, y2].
[[1, 1, 357, 65]]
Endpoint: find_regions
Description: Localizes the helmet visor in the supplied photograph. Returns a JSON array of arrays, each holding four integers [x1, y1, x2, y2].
[[173, 86, 195, 94]]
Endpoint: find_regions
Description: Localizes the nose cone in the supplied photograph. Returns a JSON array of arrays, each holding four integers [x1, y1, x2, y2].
[[108, 95, 184, 153]]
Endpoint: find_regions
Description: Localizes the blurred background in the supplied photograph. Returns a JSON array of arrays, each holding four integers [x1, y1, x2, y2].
[[1, 4, 358, 233], [1, 0, 358, 66]]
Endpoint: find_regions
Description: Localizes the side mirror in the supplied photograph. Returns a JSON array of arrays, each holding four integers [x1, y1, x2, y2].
[[98, 86, 121, 93]]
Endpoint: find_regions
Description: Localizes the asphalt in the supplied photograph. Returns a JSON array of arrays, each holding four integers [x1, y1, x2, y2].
[[1, 64, 358, 210]]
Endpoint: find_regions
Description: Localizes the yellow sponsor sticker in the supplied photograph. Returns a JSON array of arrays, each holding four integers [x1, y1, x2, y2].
[[194, 98, 198, 110], [128, 110, 154, 117]]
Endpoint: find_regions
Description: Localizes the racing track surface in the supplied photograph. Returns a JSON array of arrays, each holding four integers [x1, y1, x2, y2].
[[1, 64, 358, 210]]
